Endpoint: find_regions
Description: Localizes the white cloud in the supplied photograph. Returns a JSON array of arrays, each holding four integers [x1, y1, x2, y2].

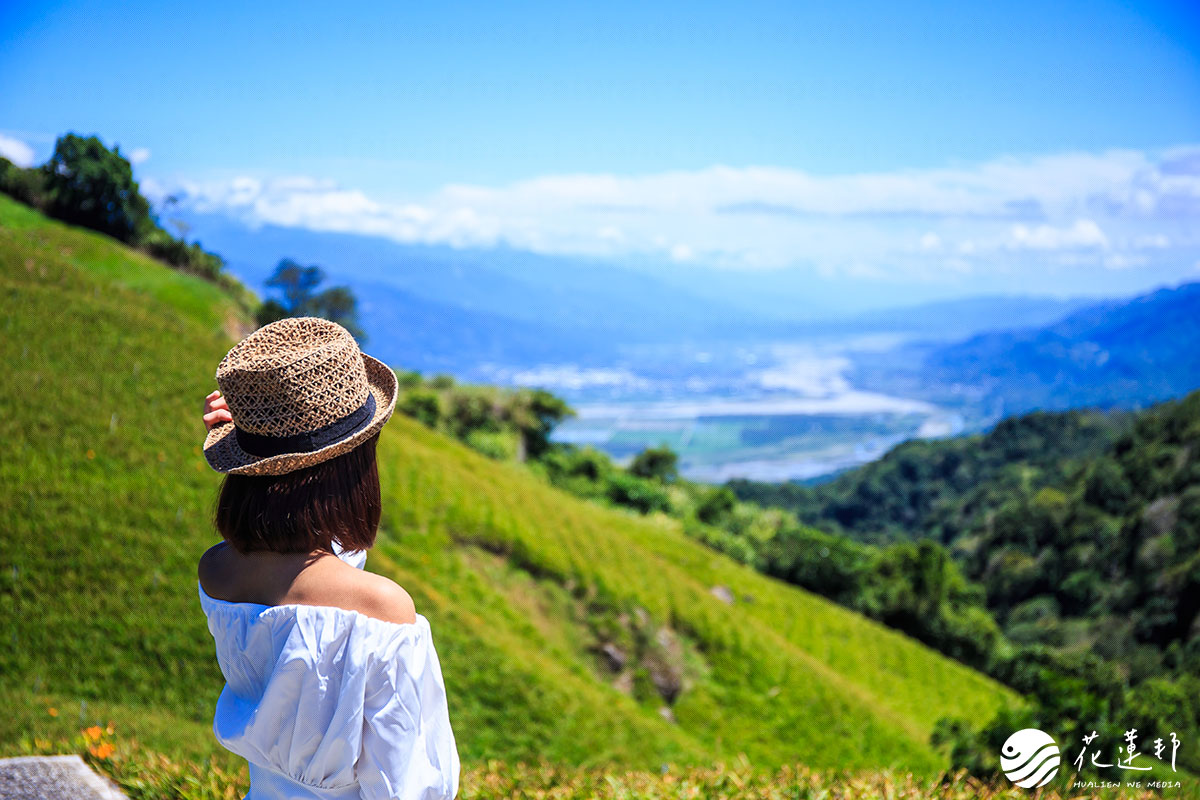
[[1133, 233, 1169, 249], [164, 144, 1200, 277], [1102, 252, 1147, 270], [437, 151, 1151, 220], [669, 243, 694, 262], [1010, 219, 1109, 250], [0, 134, 35, 168], [128, 147, 151, 165]]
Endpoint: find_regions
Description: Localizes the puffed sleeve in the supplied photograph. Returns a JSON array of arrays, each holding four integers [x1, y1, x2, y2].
[[357, 621, 460, 800]]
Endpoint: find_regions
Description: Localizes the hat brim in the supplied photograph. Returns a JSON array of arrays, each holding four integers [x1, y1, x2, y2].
[[204, 353, 398, 476]]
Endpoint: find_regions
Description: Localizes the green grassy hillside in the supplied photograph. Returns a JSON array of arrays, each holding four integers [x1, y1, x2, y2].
[[0, 194, 1017, 782]]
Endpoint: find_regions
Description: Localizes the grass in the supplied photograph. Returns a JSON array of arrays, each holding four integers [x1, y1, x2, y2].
[[6, 722, 1197, 800], [365, 418, 1016, 770], [0, 192, 1090, 795]]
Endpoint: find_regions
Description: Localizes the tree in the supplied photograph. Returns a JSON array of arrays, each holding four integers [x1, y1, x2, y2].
[[41, 133, 152, 243], [629, 445, 679, 483], [257, 258, 366, 342], [508, 388, 574, 459], [696, 487, 737, 527]]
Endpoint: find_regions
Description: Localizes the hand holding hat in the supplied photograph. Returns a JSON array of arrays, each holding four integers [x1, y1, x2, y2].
[[203, 391, 233, 431]]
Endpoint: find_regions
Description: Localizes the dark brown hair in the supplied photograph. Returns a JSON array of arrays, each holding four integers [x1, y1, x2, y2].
[[215, 433, 381, 555]]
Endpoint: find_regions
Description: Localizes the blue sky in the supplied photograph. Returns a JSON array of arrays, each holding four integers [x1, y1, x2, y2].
[[2, 0, 1199, 300]]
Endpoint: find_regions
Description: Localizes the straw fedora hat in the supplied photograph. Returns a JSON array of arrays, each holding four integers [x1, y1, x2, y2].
[[204, 317, 397, 476]]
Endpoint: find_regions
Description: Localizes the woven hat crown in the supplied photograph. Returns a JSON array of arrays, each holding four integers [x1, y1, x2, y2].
[[216, 317, 370, 438]]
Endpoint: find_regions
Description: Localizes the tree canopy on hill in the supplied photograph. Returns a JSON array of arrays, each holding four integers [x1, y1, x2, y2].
[[728, 400, 1200, 670], [0, 132, 253, 311], [257, 258, 366, 343], [0, 130, 367, 329], [41, 134, 152, 244], [731, 409, 1126, 544]]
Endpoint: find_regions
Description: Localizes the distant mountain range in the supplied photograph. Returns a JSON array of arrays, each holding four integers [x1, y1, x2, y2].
[[812, 294, 1096, 341], [177, 214, 780, 372], [178, 213, 1112, 377], [856, 281, 1200, 416]]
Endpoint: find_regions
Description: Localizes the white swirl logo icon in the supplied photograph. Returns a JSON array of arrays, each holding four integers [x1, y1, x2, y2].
[[1001, 728, 1060, 789]]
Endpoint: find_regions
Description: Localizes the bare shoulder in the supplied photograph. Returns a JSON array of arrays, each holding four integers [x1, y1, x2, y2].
[[351, 570, 417, 626], [197, 541, 231, 594], [304, 561, 417, 626]]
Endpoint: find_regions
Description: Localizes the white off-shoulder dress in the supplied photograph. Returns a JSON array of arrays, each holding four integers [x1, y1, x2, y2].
[[197, 543, 461, 800]]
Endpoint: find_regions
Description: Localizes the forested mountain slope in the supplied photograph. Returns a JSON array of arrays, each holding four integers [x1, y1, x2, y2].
[[733, 396, 1200, 686]]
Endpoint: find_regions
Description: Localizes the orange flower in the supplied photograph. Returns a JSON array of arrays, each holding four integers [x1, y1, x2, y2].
[[88, 742, 115, 759], [105, 721, 114, 735], [86, 449, 95, 460], [47, 707, 58, 717], [84, 726, 103, 742]]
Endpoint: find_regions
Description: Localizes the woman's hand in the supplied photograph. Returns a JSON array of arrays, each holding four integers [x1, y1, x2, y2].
[[203, 390, 233, 432]]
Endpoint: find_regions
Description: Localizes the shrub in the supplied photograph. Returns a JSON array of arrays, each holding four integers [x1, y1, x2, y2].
[[629, 445, 679, 483], [0, 157, 47, 207], [605, 472, 671, 515]]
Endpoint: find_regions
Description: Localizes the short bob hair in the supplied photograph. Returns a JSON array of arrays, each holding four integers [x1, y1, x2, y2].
[[215, 433, 381, 555]]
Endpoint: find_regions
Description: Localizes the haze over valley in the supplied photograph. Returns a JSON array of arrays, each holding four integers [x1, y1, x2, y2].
[[176, 213, 1199, 482]]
